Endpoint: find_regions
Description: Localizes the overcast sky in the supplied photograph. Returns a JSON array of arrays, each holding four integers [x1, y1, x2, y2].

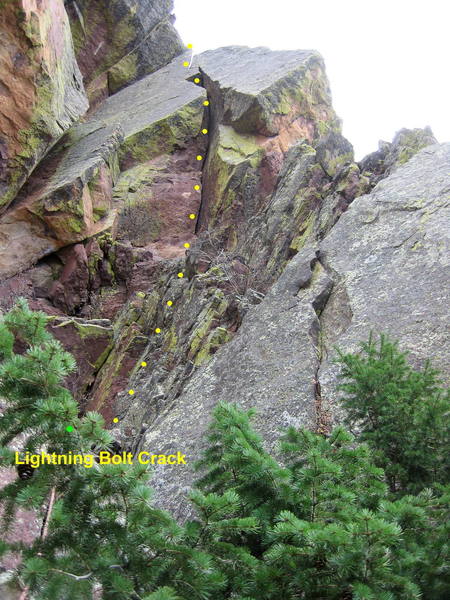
[[173, 0, 449, 159]]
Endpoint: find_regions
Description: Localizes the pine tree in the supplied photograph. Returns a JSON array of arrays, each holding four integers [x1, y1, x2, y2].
[[0, 300, 228, 599], [196, 401, 449, 599], [0, 303, 448, 599], [335, 333, 450, 493]]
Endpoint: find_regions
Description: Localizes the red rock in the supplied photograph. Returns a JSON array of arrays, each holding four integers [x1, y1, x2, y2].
[[49, 244, 89, 313], [48, 316, 113, 402], [0, 0, 87, 210]]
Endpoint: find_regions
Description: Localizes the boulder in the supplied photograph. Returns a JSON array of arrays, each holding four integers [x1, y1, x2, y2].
[[0, 0, 88, 210], [66, 0, 185, 102]]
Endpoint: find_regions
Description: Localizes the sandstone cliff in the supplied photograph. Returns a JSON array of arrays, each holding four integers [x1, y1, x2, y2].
[[0, 0, 448, 531]]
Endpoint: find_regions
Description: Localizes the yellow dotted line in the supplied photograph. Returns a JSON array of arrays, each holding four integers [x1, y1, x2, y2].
[[183, 44, 194, 68], [119, 47, 209, 424]]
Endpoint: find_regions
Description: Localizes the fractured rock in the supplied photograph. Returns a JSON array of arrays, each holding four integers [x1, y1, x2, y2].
[[194, 46, 363, 284], [49, 316, 114, 402], [359, 127, 438, 189], [0, 0, 88, 210], [0, 52, 206, 279], [67, 0, 184, 102], [0, 123, 123, 279], [117, 144, 450, 518]]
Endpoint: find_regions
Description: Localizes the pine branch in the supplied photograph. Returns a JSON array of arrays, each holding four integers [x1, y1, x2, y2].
[[19, 486, 57, 600], [48, 569, 93, 581]]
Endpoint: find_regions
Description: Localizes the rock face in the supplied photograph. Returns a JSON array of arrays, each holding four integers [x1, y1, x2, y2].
[[80, 45, 361, 423], [196, 47, 364, 289], [124, 142, 450, 518], [318, 142, 450, 413], [358, 127, 438, 188], [0, 52, 205, 279], [49, 316, 114, 401], [66, 0, 184, 103], [0, 0, 88, 210], [0, 0, 448, 538]]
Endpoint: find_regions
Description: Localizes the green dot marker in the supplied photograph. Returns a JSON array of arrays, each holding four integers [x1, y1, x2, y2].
[[66, 425, 74, 432]]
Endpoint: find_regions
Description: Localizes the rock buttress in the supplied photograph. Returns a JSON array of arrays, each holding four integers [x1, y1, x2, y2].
[[0, 0, 88, 210]]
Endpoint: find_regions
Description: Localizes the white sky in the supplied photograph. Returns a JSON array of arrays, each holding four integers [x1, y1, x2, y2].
[[173, 0, 449, 159]]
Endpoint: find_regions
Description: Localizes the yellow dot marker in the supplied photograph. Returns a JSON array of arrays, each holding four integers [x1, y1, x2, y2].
[[203, 100, 209, 106], [189, 213, 196, 219], [183, 61, 189, 67], [187, 43, 193, 49], [184, 242, 190, 249], [167, 300, 173, 307], [155, 328, 161, 334], [128, 390, 135, 395], [177, 272, 184, 278], [113, 417, 119, 423], [196, 155, 203, 161], [141, 361, 147, 367], [202, 128, 208, 135], [194, 77, 201, 84], [194, 184, 200, 191]]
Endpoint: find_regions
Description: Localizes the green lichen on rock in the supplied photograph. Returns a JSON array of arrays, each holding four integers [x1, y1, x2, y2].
[[289, 211, 316, 252], [188, 290, 229, 361], [113, 163, 162, 205], [395, 129, 436, 165], [118, 99, 204, 166], [67, 0, 185, 96], [1, 1, 88, 209], [194, 326, 232, 366], [91, 324, 147, 411], [163, 326, 179, 353], [108, 53, 139, 94], [207, 126, 264, 229], [217, 126, 263, 166]]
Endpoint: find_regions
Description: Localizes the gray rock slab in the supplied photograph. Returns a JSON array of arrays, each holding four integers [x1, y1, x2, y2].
[[132, 143, 449, 519], [137, 247, 333, 520], [318, 142, 450, 421], [89, 51, 205, 144]]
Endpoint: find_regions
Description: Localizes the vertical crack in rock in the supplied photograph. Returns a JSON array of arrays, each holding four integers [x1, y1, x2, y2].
[[189, 67, 211, 235], [310, 248, 355, 432], [305, 250, 335, 435]]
